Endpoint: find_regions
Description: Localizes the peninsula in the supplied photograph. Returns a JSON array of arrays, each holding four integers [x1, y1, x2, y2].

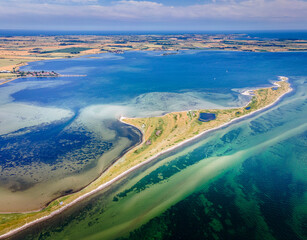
[[0, 76, 292, 239]]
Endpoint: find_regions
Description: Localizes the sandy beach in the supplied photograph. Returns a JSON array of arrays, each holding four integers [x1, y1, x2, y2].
[[0, 77, 292, 239], [0, 77, 18, 86]]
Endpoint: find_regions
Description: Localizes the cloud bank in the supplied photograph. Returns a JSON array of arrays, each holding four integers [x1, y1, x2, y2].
[[1, 0, 307, 30]]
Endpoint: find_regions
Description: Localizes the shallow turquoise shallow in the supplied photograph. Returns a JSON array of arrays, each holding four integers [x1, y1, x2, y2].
[[1, 50, 306, 239]]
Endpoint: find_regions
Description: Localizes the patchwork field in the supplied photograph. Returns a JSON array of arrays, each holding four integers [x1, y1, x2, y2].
[[1, 34, 307, 80]]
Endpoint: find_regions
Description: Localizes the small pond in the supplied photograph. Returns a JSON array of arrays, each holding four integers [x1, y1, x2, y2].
[[198, 112, 216, 122]]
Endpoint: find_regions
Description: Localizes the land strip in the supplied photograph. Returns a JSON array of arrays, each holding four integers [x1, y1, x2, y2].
[[0, 77, 292, 239]]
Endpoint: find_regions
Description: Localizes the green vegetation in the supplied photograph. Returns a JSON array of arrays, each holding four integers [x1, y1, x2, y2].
[[42, 47, 91, 54]]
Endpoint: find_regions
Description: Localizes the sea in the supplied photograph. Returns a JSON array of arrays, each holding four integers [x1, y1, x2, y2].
[[0, 31, 306, 239]]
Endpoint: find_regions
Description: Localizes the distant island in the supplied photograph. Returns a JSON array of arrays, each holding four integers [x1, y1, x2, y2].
[[0, 76, 292, 239]]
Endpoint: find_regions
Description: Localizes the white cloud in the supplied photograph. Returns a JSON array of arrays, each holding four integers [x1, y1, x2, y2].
[[0, 0, 306, 28], [5, 0, 98, 3]]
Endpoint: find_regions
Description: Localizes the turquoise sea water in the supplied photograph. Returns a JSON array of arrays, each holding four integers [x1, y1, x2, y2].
[[0, 50, 306, 239]]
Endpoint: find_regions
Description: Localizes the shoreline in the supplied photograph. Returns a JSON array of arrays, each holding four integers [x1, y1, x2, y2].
[[0, 77, 18, 86], [0, 74, 87, 87], [0, 77, 292, 239]]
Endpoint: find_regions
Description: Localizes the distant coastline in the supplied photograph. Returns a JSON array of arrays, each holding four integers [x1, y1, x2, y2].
[[1, 33, 307, 86]]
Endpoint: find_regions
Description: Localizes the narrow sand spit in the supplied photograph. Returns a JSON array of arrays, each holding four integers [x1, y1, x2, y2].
[[0, 77, 292, 239]]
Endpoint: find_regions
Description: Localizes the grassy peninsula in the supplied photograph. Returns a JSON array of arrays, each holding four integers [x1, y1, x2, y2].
[[0, 77, 291, 238], [120, 77, 290, 169]]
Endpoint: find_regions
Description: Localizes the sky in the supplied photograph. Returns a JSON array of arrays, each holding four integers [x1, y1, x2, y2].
[[0, 0, 307, 31]]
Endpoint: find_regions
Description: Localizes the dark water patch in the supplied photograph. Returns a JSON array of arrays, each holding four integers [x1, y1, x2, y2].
[[31, 121, 141, 213], [109, 120, 142, 143], [249, 111, 286, 136], [120, 174, 257, 240], [236, 134, 307, 240], [245, 106, 251, 110], [0, 123, 112, 168], [0, 118, 114, 194], [198, 112, 216, 122], [220, 128, 242, 144], [8, 178, 36, 192]]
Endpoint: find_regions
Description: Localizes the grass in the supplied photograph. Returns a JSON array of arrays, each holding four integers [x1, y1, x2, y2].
[[0, 79, 291, 237], [41, 47, 91, 54], [0, 73, 17, 80]]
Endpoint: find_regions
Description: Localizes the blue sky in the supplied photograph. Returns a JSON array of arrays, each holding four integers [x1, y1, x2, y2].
[[1, 0, 307, 30]]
